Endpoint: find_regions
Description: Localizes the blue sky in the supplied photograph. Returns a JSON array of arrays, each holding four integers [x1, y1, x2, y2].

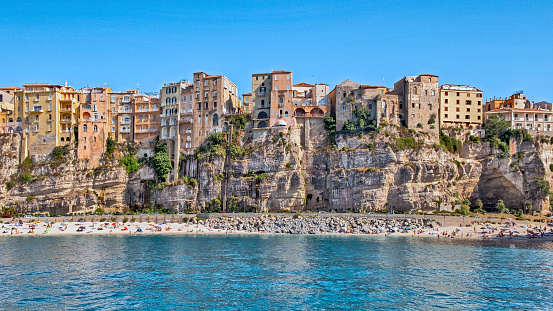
[[1, 0, 552, 102]]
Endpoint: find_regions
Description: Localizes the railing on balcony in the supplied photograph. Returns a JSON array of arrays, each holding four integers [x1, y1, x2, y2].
[[60, 118, 72, 123], [120, 128, 131, 133], [258, 91, 266, 96], [121, 120, 131, 124]]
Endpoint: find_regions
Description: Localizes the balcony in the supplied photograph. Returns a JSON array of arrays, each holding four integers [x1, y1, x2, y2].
[[120, 120, 131, 124], [60, 129, 71, 133], [258, 91, 266, 96], [120, 128, 131, 133], [30, 108, 44, 113], [60, 118, 72, 123], [151, 108, 159, 112], [59, 97, 73, 102], [60, 107, 72, 112], [118, 109, 132, 114], [47, 119, 53, 123]]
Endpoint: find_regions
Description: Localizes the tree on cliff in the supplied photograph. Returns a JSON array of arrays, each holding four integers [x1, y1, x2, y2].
[[152, 139, 171, 181]]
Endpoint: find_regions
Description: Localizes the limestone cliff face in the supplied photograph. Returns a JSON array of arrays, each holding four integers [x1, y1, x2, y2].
[[0, 126, 551, 214]]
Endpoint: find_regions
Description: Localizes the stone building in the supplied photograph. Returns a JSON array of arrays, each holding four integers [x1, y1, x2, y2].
[[133, 93, 160, 143], [328, 80, 400, 130], [192, 72, 238, 147], [251, 70, 293, 133], [77, 87, 111, 167], [392, 74, 439, 133], [14, 82, 80, 161], [439, 84, 483, 129], [534, 101, 553, 111]]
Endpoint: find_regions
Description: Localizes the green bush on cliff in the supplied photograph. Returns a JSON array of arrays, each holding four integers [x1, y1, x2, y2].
[[395, 137, 423, 151], [439, 131, 462, 153], [106, 137, 117, 158], [152, 151, 171, 181], [119, 154, 140, 174]]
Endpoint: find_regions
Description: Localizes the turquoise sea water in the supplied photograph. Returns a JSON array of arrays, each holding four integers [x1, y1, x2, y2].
[[0, 235, 552, 310]]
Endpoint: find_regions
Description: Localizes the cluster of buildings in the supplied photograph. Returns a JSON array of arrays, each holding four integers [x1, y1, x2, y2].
[[1, 70, 551, 168]]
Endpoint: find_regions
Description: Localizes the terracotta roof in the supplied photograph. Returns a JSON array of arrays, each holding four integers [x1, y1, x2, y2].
[[441, 84, 482, 92], [0, 86, 21, 90], [293, 82, 314, 87], [272, 70, 292, 74], [242, 92, 252, 96], [421, 73, 439, 77], [252, 73, 270, 76], [316, 83, 329, 86]]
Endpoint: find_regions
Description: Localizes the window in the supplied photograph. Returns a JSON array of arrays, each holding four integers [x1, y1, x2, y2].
[[153, 115, 156, 121], [213, 80, 217, 86], [287, 85, 290, 90], [205, 102, 208, 109], [172, 87, 176, 93], [287, 75, 290, 80], [196, 92, 200, 99], [188, 105, 192, 112], [93, 137, 96, 142], [477, 109, 481, 113], [444, 107, 448, 111], [369, 104, 372, 110], [466, 108, 470, 112], [456, 92, 460, 96], [445, 92, 448, 96], [467, 93, 470, 97], [425, 90, 428, 95], [412, 103, 415, 108], [166, 88, 170, 94], [214, 102, 217, 108], [275, 75, 278, 81], [456, 107, 460, 112], [466, 100, 472, 105], [456, 100, 460, 104], [205, 114, 208, 122], [205, 80, 209, 86], [93, 125, 97, 132], [456, 115, 460, 119], [445, 99, 448, 103], [83, 125, 87, 132], [413, 87, 417, 95], [92, 104, 97, 111], [275, 86, 278, 91], [285, 111, 288, 117], [465, 115, 470, 119], [399, 103, 403, 109], [205, 91, 209, 98], [261, 100, 265, 106], [48, 94, 52, 100], [196, 81, 200, 87], [258, 111, 268, 119], [213, 114, 219, 126], [432, 91, 435, 96], [213, 91, 217, 97], [429, 104, 432, 110], [198, 116, 201, 123], [342, 104, 346, 113], [445, 114, 448, 118], [478, 101, 481, 106], [166, 98, 170, 105], [172, 97, 177, 104]]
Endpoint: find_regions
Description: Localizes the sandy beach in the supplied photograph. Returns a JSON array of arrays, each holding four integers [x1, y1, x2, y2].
[[1, 218, 552, 242]]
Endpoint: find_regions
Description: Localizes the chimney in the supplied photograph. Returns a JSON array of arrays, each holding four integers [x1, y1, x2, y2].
[[64, 80, 67, 87]]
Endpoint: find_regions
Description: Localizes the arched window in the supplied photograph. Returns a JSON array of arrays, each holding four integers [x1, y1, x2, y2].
[[258, 111, 268, 119], [342, 104, 346, 113], [258, 121, 268, 128], [413, 87, 417, 95], [284, 111, 288, 117], [83, 124, 87, 132], [16, 126, 22, 132], [2, 118, 5, 123], [382, 101, 386, 109], [16, 117, 21, 122], [93, 125, 97, 132], [213, 113, 219, 126], [429, 104, 432, 110], [61, 137, 64, 142], [172, 97, 177, 104], [166, 98, 170, 105]]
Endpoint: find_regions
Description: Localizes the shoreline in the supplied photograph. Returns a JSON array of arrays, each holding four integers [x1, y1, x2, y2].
[[2, 219, 552, 243]]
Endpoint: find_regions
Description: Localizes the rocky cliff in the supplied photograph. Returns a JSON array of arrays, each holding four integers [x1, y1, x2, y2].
[[0, 123, 551, 215]]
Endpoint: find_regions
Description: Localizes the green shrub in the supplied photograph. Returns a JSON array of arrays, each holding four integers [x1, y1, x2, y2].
[[119, 154, 140, 174], [439, 131, 462, 153], [123, 217, 128, 223], [256, 173, 268, 182], [286, 163, 292, 169], [26, 196, 36, 202], [100, 217, 106, 222], [5, 181, 15, 191], [396, 137, 422, 150], [549, 163, 553, 172], [21, 174, 34, 183]]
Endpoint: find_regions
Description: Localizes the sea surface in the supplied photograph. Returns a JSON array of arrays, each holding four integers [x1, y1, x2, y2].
[[0, 234, 552, 310]]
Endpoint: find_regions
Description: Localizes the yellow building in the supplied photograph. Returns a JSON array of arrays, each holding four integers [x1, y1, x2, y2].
[[439, 84, 483, 128], [484, 92, 531, 113], [14, 82, 80, 161]]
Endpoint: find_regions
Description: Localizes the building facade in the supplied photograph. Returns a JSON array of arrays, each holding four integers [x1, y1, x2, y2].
[[14, 83, 80, 161], [439, 84, 483, 129], [392, 74, 439, 133], [111, 90, 137, 142], [485, 107, 553, 134], [192, 72, 238, 147], [77, 87, 111, 166], [484, 92, 531, 113], [133, 93, 160, 143]]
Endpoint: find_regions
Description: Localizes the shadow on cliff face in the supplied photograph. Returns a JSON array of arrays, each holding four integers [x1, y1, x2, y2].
[[475, 168, 524, 210]]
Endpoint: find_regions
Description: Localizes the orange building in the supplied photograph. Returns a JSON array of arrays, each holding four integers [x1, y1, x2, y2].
[[77, 87, 111, 167]]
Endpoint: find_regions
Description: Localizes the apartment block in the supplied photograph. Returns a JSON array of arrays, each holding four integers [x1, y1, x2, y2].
[[242, 93, 252, 114], [111, 90, 137, 142], [0, 87, 20, 134], [192, 72, 238, 147], [77, 87, 111, 166], [439, 84, 483, 129], [133, 93, 160, 143], [485, 108, 553, 134], [14, 82, 80, 161], [179, 84, 194, 154], [292, 82, 329, 118]]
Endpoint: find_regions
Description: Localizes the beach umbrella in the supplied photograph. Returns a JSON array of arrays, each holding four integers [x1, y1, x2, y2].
[[480, 227, 486, 229], [521, 226, 528, 228], [487, 226, 492, 229], [406, 226, 411, 229]]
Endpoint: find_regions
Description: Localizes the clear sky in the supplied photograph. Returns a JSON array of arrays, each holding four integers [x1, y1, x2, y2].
[[1, 0, 552, 102]]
